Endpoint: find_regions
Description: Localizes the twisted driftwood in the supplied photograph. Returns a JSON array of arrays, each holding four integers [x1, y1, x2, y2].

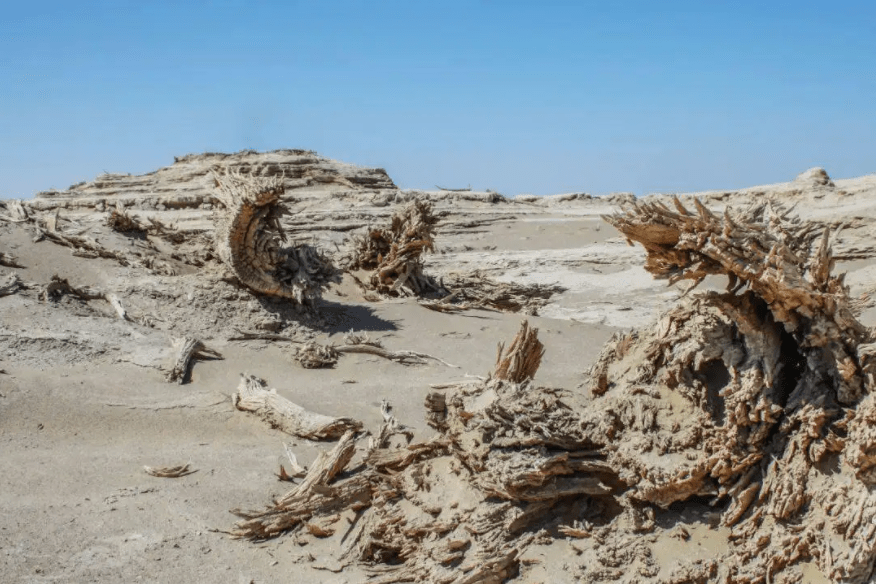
[[213, 169, 337, 305]]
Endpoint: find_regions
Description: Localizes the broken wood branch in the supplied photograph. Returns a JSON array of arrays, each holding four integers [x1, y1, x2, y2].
[[232, 374, 362, 440], [166, 337, 223, 384], [0, 252, 23, 268], [494, 320, 544, 383]]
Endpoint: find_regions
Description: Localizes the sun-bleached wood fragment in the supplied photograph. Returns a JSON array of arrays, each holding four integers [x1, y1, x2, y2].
[[166, 337, 222, 384], [493, 320, 544, 383], [232, 374, 362, 440]]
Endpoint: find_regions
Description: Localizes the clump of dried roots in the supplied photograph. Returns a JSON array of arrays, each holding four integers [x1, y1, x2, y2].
[[344, 200, 444, 297], [421, 272, 566, 316]]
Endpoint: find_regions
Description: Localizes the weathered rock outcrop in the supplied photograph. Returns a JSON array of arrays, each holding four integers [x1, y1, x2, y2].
[[28, 149, 397, 212]]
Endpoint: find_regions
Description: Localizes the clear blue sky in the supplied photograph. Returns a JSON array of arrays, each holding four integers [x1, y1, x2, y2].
[[2, 1, 874, 197]]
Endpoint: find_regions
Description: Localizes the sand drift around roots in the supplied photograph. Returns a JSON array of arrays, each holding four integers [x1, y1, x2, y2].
[[228, 198, 876, 584]]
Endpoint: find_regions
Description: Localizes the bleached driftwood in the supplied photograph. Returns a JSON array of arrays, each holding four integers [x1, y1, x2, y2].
[[166, 337, 223, 384], [493, 320, 544, 383], [0, 200, 29, 223], [35, 211, 131, 264], [232, 374, 362, 440], [212, 169, 337, 305], [105, 293, 128, 320], [39, 275, 104, 302], [293, 332, 458, 369], [0, 273, 25, 297], [232, 431, 369, 540], [277, 442, 308, 481]]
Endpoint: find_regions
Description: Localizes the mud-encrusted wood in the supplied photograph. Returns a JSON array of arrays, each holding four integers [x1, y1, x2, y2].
[[213, 170, 336, 305]]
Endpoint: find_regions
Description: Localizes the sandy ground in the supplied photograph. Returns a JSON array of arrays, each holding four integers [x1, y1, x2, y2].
[[2, 164, 875, 583]]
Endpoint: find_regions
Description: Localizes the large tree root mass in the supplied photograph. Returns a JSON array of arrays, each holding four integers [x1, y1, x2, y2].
[[230, 198, 876, 583]]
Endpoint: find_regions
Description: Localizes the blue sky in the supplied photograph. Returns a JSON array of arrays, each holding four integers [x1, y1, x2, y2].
[[2, 1, 874, 197]]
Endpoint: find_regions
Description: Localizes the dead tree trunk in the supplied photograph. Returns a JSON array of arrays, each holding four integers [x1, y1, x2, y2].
[[232, 374, 362, 440], [212, 169, 337, 305]]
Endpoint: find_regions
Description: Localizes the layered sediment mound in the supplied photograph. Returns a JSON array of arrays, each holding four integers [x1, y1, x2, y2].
[[28, 149, 397, 212]]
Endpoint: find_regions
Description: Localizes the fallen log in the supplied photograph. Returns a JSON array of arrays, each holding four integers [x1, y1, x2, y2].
[[0, 273, 25, 297], [232, 374, 362, 440]]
